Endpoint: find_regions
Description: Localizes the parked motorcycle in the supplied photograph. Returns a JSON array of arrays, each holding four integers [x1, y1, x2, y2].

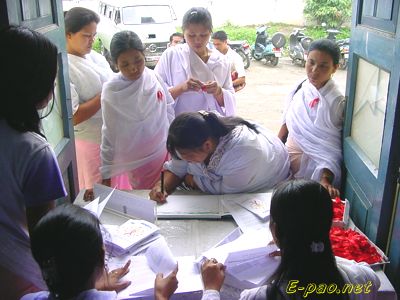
[[251, 26, 286, 67], [326, 29, 350, 70], [289, 28, 313, 67], [228, 40, 251, 69]]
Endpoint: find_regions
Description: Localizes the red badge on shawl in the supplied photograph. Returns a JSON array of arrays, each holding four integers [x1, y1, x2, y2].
[[309, 97, 319, 108], [157, 90, 163, 102]]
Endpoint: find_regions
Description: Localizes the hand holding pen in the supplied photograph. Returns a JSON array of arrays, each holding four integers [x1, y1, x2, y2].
[[149, 170, 168, 203]]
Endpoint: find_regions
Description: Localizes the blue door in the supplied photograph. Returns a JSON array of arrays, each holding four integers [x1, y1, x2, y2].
[[1, 0, 79, 200], [343, 0, 400, 292]]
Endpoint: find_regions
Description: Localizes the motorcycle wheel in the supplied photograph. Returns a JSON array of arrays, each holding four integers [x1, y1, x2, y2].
[[339, 55, 348, 70], [270, 56, 279, 67], [251, 49, 263, 61], [237, 49, 250, 69]]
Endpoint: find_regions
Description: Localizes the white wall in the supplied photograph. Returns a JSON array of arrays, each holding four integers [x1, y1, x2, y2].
[[171, 0, 306, 27]]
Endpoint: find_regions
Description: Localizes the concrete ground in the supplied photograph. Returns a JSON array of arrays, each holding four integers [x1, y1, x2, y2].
[[235, 57, 348, 133]]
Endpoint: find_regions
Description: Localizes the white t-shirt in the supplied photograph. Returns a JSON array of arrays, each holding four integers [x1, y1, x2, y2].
[[226, 47, 246, 78], [0, 120, 66, 289]]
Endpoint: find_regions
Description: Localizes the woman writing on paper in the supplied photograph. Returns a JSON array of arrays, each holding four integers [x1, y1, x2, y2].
[[155, 7, 236, 116], [100, 31, 174, 189], [149, 111, 290, 202], [278, 39, 345, 198], [199, 180, 380, 300]]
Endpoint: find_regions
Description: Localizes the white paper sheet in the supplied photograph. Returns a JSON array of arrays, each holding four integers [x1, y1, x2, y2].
[[94, 184, 156, 223], [221, 199, 270, 233], [230, 193, 272, 220]]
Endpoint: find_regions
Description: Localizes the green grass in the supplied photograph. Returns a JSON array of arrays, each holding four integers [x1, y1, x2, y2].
[[214, 22, 350, 46], [93, 38, 101, 53]]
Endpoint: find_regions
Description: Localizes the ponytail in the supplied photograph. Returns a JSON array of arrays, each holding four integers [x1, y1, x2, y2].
[[167, 111, 259, 159]]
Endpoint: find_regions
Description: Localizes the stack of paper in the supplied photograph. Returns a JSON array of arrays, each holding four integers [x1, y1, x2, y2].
[[103, 219, 160, 257], [198, 229, 280, 289], [109, 237, 203, 300]]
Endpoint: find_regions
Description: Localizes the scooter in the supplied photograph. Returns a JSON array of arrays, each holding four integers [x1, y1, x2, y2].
[[251, 25, 286, 67], [228, 40, 251, 69], [326, 29, 350, 70], [288, 28, 313, 67]]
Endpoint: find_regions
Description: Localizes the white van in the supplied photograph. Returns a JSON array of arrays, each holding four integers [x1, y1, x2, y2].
[[97, 0, 177, 68]]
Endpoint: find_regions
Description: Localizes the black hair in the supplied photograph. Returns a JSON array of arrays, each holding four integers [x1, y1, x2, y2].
[[267, 179, 347, 299], [167, 111, 258, 159], [308, 39, 341, 65], [110, 30, 144, 63], [182, 7, 213, 32], [0, 25, 57, 135], [31, 204, 105, 299], [170, 32, 183, 43], [64, 7, 100, 34], [212, 30, 228, 42]]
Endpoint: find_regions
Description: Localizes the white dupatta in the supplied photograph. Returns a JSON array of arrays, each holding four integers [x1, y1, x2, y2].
[[100, 67, 174, 178], [285, 79, 344, 187], [155, 43, 236, 116]]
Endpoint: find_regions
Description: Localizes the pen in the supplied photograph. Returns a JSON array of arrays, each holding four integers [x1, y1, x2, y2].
[[160, 171, 164, 194]]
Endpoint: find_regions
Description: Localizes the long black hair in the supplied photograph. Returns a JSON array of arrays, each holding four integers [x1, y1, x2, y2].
[[0, 25, 57, 135], [167, 111, 258, 159], [30, 204, 105, 299], [267, 179, 347, 299]]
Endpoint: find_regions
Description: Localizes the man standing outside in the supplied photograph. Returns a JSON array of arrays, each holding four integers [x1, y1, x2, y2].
[[168, 32, 184, 47], [212, 30, 246, 92]]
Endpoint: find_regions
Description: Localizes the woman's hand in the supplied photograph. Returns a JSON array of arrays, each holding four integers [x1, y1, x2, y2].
[[96, 260, 131, 292], [320, 178, 340, 198], [184, 174, 198, 190], [149, 181, 168, 203], [201, 258, 226, 291], [154, 265, 179, 300], [185, 77, 204, 92]]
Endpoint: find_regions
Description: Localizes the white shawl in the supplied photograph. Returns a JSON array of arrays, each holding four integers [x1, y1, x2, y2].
[[155, 43, 236, 116], [68, 51, 113, 142], [100, 67, 174, 178], [285, 79, 345, 187], [164, 124, 290, 194]]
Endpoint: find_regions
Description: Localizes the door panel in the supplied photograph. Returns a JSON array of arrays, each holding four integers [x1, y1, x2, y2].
[[345, 0, 400, 293], [345, 0, 399, 240], [3, 0, 78, 201]]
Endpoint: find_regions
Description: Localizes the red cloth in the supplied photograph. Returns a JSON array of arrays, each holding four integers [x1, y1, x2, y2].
[[330, 227, 383, 264]]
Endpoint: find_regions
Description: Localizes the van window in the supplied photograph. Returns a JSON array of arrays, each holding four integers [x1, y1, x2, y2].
[[115, 10, 121, 24], [122, 5, 173, 25]]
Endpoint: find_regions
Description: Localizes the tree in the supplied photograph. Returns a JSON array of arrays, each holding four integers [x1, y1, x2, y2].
[[304, 0, 352, 28]]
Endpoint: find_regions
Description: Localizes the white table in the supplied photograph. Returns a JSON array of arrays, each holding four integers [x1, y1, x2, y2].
[[76, 189, 397, 300]]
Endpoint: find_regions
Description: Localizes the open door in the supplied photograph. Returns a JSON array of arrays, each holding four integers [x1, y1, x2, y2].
[[2, 0, 78, 201], [343, 0, 400, 291]]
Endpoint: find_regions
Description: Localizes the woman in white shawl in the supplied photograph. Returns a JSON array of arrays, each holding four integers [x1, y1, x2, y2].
[[155, 7, 236, 117], [149, 111, 290, 202], [100, 31, 174, 189], [278, 39, 345, 198], [65, 8, 118, 198]]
